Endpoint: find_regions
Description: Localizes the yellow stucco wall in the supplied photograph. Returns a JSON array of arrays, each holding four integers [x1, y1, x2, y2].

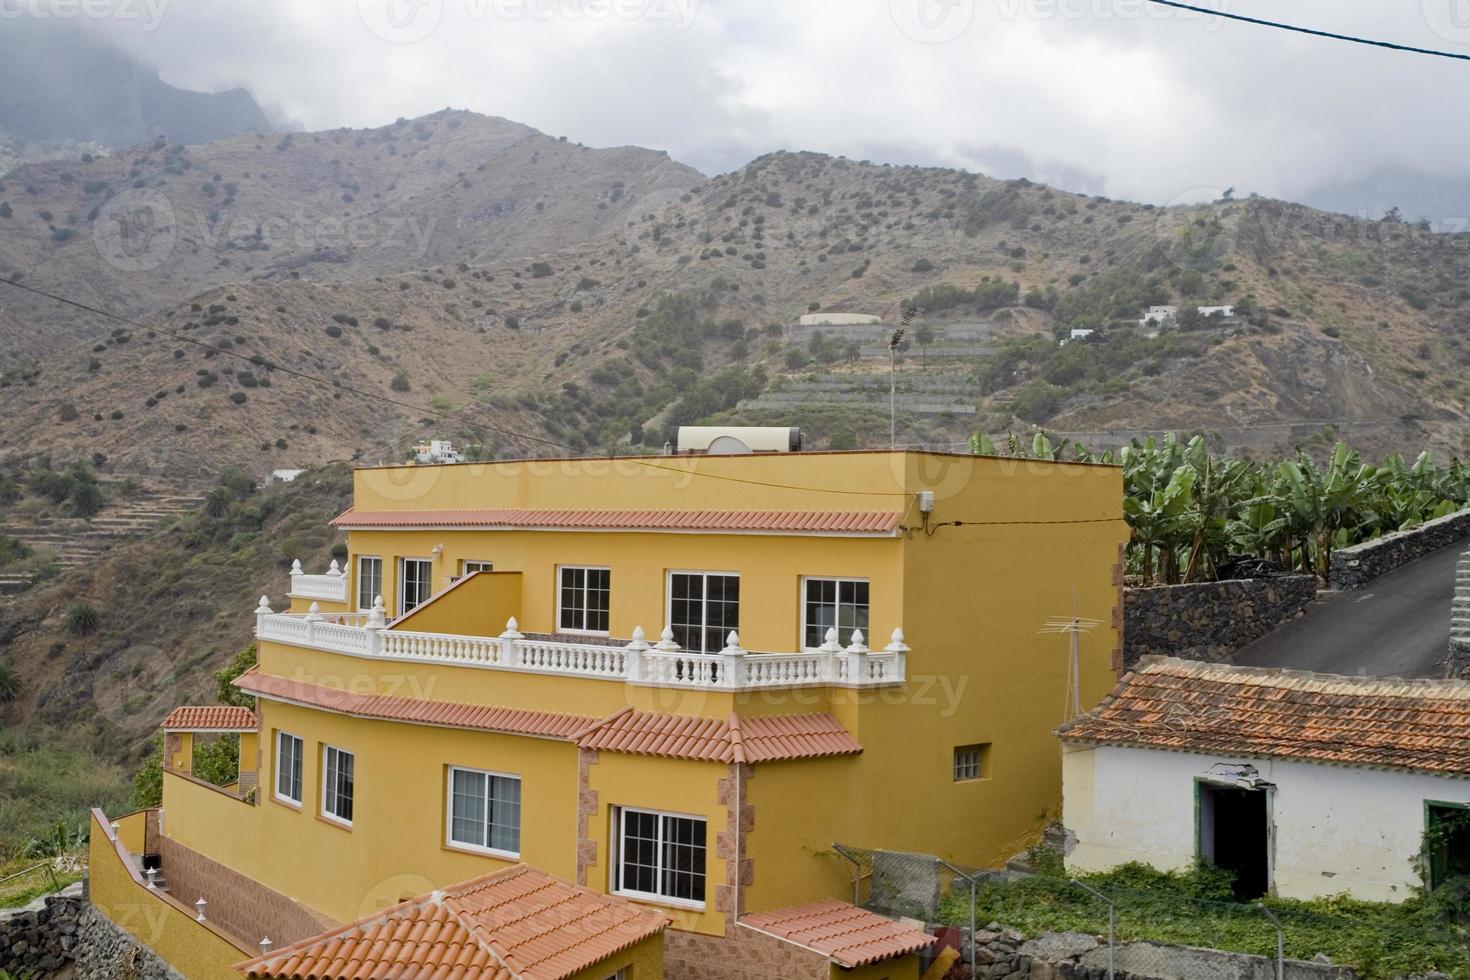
[[836, 953, 922, 980], [567, 931, 664, 980], [389, 570, 522, 634], [88, 810, 250, 980]]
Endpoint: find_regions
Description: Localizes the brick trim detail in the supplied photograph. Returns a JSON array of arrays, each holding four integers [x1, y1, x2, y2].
[[1110, 540, 1126, 674], [663, 923, 827, 980], [714, 764, 754, 921], [576, 747, 600, 887]]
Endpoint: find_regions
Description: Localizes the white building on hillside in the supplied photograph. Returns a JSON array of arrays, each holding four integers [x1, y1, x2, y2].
[[1197, 305, 1235, 318], [411, 439, 466, 464], [1059, 658, 1470, 903], [1141, 305, 1177, 325], [797, 312, 881, 326]]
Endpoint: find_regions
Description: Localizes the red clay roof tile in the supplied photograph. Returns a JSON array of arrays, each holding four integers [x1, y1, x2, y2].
[[1057, 657, 1470, 775], [234, 669, 591, 740], [329, 508, 901, 535], [233, 670, 861, 763], [161, 706, 257, 732], [739, 899, 936, 968], [237, 864, 668, 980]]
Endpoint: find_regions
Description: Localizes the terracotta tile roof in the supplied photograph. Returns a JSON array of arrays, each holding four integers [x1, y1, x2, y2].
[[162, 706, 257, 732], [234, 670, 861, 763], [330, 508, 901, 535], [234, 668, 592, 740], [1057, 657, 1470, 776], [739, 899, 937, 968], [575, 709, 863, 764], [237, 864, 668, 980]]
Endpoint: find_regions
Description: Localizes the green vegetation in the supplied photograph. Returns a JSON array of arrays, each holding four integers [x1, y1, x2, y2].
[[939, 862, 1470, 978], [0, 729, 129, 865], [970, 432, 1470, 584]]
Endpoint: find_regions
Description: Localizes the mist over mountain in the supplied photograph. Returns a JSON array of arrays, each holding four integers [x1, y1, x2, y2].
[[0, 19, 272, 166]]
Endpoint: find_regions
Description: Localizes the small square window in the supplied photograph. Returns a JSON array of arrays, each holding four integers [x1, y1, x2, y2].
[[954, 744, 988, 782]]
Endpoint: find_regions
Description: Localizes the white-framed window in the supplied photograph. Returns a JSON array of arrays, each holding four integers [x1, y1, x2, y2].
[[447, 766, 521, 857], [357, 556, 383, 611], [559, 566, 611, 634], [613, 807, 707, 906], [461, 560, 494, 576], [954, 744, 988, 782], [667, 572, 739, 653], [802, 577, 869, 649], [398, 557, 433, 615], [275, 731, 303, 804], [321, 745, 355, 825]]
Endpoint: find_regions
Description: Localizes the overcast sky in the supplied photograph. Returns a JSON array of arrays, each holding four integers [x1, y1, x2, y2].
[[41, 0, 1470, 210]]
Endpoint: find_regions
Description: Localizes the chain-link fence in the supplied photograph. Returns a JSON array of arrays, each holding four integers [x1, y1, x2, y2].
[[832, 844, 1470, 979]]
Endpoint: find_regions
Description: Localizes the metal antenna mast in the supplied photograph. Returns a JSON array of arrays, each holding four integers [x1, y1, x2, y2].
[[1040, 587, 1101, 720], [888, 306, 921, 450]]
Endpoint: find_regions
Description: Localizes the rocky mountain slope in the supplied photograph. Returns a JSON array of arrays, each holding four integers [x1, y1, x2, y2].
[[2, 114, 1470, 480]]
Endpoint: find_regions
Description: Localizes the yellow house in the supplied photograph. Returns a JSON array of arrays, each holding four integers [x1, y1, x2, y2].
[[140, 449, 1125, 979]]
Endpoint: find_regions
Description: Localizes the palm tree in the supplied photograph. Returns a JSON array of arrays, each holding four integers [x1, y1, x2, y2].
[[66, 602, 101, 638], [914, 323, 936, 370]]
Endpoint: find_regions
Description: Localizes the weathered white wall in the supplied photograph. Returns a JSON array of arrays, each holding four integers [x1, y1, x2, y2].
[[1062, 744, 1470, 902]]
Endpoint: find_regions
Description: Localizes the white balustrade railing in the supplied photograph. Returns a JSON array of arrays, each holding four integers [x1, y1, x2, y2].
[[254, 599, 907, 690], [288, 559, 349, 603]]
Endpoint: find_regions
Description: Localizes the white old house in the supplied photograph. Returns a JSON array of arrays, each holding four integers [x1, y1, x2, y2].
[[1197, 304, 1235, 318], [1058, 658, 1470, 903]]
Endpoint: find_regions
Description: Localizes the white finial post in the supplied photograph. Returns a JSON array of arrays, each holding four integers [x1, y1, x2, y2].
[[499, 616, 524, 668], [195, 897, 207, 922], [328, 559, 341, 576], [820, 627, 842, 653], [304, 602, 322, 622], [884, 627, 910, 653], [289, 558, 303, 576], [723, 630, 744, 654], [846, 629, 868, 655], [254, 595, 272, 635], [656, 625, 680, 651], [366, 595, 386, 630], [625, 625, 649, 682]]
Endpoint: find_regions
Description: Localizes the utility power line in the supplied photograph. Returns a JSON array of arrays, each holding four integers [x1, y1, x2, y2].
[[1144, 0, 1470, 61]]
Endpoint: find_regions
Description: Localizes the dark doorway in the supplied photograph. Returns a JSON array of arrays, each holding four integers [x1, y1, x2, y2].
[[1427, 804, 1470, 889], [1198, 782, 1270, 899]]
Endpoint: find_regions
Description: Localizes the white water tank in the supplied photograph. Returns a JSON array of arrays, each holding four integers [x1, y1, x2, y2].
[[674, 426, 802, 454]]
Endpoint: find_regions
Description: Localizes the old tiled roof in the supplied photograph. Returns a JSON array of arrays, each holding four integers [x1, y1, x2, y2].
[[237, 864, 668, 980], [161, 706, 257, 732], [234, 670, 862, 763], [235, 668, 592, 740], [575, 709, 863, 764], [1057, 657, 1470, 776], [739, 899, 937, 968], [330, 508, 901, 535]]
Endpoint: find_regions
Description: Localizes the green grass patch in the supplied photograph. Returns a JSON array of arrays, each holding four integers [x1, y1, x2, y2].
[[938, 863, 1470, 978]]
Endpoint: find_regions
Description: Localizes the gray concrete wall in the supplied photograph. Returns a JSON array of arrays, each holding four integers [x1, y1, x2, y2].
[[1330, 507, 1470, 589], [1123, 576, 1319, 667]]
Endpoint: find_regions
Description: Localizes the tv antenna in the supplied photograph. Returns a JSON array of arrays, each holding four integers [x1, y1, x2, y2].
[[1039, 587, 1100, 720]]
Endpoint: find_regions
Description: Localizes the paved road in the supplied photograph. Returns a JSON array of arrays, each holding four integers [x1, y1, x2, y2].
[[1232, 539, 1467, 678]]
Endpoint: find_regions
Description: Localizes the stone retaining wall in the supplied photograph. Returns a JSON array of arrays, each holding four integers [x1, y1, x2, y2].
[[0, 892, 82, 977], [73, 902, 183, 980], [1330, 507, 1470, 590], [1123, 576, 1319, 667], [964, 925, 1443, 980]]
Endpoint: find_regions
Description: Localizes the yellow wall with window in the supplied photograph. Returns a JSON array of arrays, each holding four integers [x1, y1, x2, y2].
[[166, 699, 580, 923]]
